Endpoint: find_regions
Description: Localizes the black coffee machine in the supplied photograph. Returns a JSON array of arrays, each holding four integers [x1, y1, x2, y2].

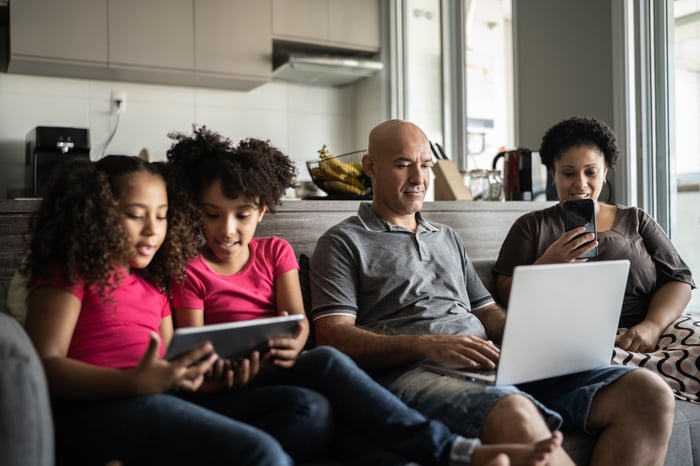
[[25, 126, 90, 197]]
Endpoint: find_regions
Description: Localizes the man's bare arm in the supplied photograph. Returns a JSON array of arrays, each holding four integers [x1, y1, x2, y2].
[[472, 303, 506, 344], [314, 315, 500, 371]]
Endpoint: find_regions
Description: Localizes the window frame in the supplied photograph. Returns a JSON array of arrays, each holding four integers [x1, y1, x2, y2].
[[614, 0, 675, 235]]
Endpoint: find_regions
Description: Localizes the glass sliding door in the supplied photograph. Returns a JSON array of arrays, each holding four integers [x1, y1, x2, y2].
[[391, 0, 515, 175], [621, 0, 699, 313], [403, 0, 444, 140], [672, 0, 700, 313], [463, 0, 514, 171], [633, 0, 700, 313]]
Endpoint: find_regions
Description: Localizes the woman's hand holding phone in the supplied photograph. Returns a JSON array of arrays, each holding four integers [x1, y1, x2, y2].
[[535, 227, 598, 264]]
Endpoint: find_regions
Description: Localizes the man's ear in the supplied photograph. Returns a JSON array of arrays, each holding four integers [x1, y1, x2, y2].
[[362, 154, 375, 177], [258, 204, 268, 223]]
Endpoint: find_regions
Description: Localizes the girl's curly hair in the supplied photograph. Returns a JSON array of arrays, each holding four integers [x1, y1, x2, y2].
[[166, 126, 297, 235], [539, 116, 620, 171], [23, 155, 196, 297], [144, 162, 200, 294]]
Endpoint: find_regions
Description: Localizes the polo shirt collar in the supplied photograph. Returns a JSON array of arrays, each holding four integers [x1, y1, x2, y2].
[[357, 202, 439, 233]]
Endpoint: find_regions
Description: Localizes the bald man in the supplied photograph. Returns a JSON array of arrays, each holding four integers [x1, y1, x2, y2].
[[310, 119, 674, 466]]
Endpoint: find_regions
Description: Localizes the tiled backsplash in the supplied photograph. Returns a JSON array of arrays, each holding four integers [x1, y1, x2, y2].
[[0, 72, 383, 198]]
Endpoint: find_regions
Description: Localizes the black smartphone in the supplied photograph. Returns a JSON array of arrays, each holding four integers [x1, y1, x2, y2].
[[563, 199, 598, 259]]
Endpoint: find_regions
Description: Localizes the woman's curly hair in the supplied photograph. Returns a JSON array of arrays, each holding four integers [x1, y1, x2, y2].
[[23, 155, 197, 297], [539, 116, 619, 171], [166, 126, 297, 235]]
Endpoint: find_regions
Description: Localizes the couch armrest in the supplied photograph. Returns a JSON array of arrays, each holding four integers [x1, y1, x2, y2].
[[0, 312, 54, 466]]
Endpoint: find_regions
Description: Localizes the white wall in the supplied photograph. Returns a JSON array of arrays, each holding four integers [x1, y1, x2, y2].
[[513, 0, 614, 150], [0, 73, 377, 197]]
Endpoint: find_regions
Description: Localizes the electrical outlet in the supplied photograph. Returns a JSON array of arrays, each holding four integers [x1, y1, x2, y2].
[[111, 90, 127, 113]]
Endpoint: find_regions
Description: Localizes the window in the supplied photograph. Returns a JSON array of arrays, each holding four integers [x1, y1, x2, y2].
[[391, 0, 515, 193], [464, 0, 514, 170], [672, 0, 700, 312], [623, 0, 699, 313]]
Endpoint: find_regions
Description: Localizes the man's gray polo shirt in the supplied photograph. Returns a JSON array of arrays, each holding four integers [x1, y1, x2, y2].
[[309, 202, 494, 338]]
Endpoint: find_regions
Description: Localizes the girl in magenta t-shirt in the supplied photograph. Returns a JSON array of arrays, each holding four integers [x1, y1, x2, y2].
[[23, 155, 303, 466], [166, 126, 564, 466]]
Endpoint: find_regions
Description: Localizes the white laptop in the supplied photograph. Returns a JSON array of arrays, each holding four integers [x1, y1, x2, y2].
[[421, 260, 630, 385]]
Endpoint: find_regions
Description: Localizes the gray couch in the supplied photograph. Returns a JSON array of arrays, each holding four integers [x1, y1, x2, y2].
[[1, 199, 699, 465], [0, 309, 54, 466]]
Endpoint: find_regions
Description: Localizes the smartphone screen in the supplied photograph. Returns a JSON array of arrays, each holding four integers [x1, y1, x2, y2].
[[563, 199, 598, 259]]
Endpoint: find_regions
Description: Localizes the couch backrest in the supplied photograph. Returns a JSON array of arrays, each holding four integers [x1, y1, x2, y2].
[[255, 200, 554, 261], [255, 200, 554, 298], [0, 199, 555, 308], [0, 201, 35, 312]]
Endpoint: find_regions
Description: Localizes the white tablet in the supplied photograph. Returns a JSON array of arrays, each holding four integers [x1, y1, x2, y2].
[[165, 314, 304, 361]]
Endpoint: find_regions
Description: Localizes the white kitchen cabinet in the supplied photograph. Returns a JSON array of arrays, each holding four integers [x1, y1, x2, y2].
[[108, 0, 194, 71], [272, 0, 327, 43], [9, 0, 108, 72], [272, 0, 379, 52], [7, 0, 273, 90], [195, 0, 272, 81], [327, 0, 379, 50]]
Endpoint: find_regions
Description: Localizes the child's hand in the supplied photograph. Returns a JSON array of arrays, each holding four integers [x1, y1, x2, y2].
[[130, 332, 217, 395], [231, 351, 261, 386], [199, 351, 262, 392], [268, 313, 308, 368], [201, 357, 234, 388]]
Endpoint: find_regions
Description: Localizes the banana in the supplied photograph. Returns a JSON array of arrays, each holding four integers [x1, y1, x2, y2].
[[318, 144, 332, 159], [319, 158, 362, 181], [315, 144, 368, 195], [318, 144, 362, 178], [317, 160, 343, 182], [325, 180, 368, 196], [328, 157, 362, 178]]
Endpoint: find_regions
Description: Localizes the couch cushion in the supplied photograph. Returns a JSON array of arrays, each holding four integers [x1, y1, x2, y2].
[[472, 259, 498, 300], [562, 400, 700, 465], [669, 400, 700, 465]]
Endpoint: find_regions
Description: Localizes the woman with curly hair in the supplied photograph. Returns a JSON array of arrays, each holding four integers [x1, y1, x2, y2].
[[166, 126, 565, 466], [494, 116, 698, 403], [22, 155, 304, 466]]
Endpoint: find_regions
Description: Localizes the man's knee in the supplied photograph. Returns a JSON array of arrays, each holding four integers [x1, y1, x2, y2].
[[591, 369, 675, 426], [481, 394, 548, 442], [624, 370, 675, 415]]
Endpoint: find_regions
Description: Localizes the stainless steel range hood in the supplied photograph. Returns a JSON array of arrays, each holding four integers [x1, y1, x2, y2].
[[272, 54, 384, 87]]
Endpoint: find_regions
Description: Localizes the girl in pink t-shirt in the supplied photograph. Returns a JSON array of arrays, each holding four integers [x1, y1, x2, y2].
[[166, 127, 564, 466], [23, 155, 299, 466]]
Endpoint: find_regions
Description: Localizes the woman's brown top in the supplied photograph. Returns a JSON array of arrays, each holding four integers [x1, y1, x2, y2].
[[495, 203, 696, 328]]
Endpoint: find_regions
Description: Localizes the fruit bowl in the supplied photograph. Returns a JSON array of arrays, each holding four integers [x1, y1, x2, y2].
[[306, 149, 372, 198]]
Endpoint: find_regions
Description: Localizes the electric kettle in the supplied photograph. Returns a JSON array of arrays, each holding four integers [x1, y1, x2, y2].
[[492, 148, 533, 200]]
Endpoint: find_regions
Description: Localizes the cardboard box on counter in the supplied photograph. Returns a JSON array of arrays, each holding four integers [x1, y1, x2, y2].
[[432, 160, 472, 200]]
